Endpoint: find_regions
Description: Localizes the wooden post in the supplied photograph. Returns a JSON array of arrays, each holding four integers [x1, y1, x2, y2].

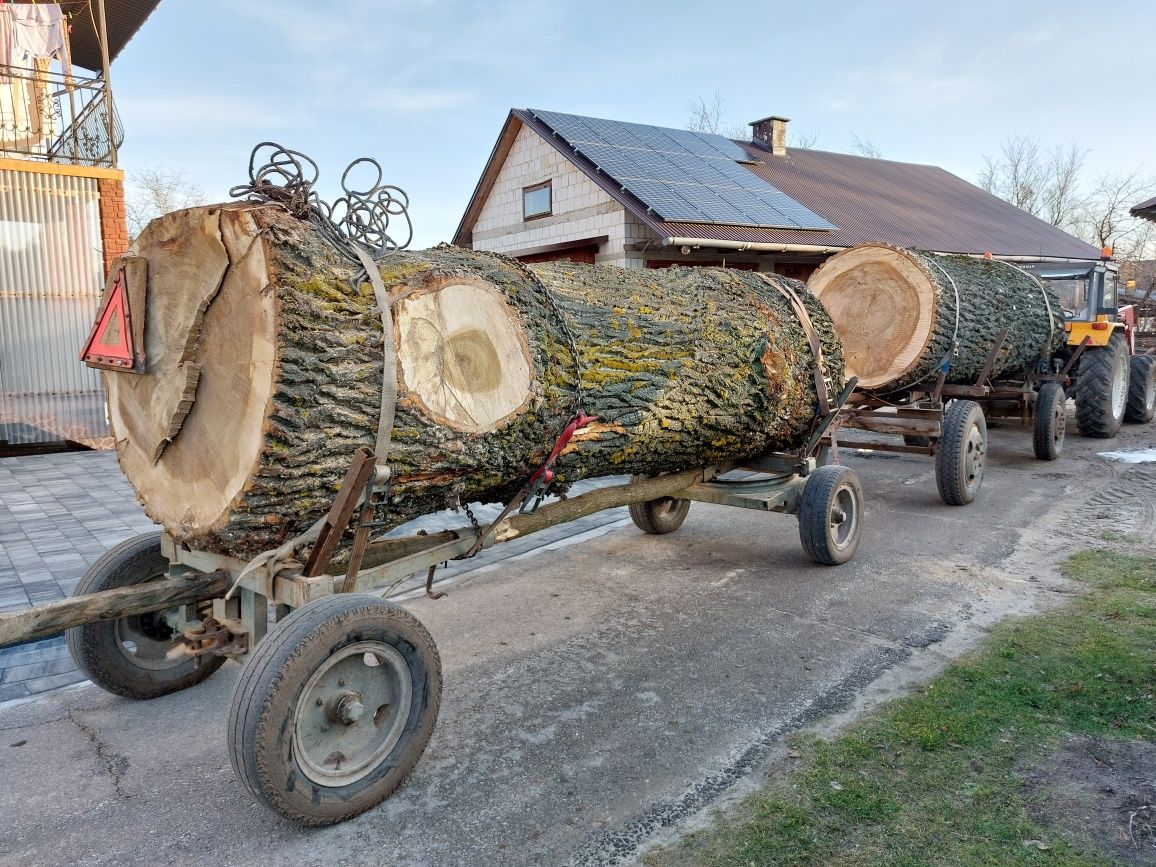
[[0, 571, 230, 648]]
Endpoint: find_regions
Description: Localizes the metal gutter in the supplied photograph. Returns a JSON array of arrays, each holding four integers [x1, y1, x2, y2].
[[985, 253, 1102, 264], [661, 236, 845, 255]]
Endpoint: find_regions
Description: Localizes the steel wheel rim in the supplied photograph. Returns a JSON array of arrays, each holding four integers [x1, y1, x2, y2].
[[1052, 398, 1065, 448], [1111, 354, 1129, 418], [964, 423, 986, 493], [829, 486, 858, 549], [293, 640, 413, 788], [1146, 373, 1156, 412], [113, 569, 187, 672], [653, 497, 683, 521]]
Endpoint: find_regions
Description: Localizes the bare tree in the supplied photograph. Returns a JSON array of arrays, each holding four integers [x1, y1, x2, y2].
[[1075, 169, 1156, 260], [849, 132, 883, 159], [792, 129, 821, 149], [126, 167, 206, 239], [686, 91, 726, 135], [978, 134, 1047, 215], [1041, 144, 1087, 230], [685, 93, 754, 141], [979, 136, 1095, 232]]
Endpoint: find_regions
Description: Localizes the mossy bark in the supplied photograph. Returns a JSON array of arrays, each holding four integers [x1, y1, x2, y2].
[[901, 251, 1062, 389], [126, 205, 843, 559]]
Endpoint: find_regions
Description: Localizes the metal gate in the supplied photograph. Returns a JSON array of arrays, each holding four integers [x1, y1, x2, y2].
[[0, 165, 108, 447]]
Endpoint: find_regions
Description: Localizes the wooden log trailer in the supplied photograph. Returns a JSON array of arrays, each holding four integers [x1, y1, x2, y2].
[[808, 245, 1077, 506], [0, 165, 866, 825]]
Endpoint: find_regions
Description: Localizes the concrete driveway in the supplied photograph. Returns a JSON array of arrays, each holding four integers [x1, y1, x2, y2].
[[2, 417, 1154, 866]]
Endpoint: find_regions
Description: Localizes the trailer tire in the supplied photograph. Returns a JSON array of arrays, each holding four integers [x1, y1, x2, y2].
[[1074, 333, 1129, 437], [798, 465, 863, 565], [628, 496, 691, 535], [1033, 382, 1066, 461], [65, 532, 225, 699], [1125, 354, 1156, 423], [228, 594, 441, 826], [935, 400, 986, 506]]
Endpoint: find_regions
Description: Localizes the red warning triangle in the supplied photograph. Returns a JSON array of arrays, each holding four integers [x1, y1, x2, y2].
[[81, 267, 136, 369]]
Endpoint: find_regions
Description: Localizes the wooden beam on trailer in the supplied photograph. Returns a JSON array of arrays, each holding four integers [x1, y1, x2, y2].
[[0, 571, 230, 648]]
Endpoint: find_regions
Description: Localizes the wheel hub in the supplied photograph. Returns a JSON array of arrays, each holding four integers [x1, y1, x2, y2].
[[830, 488, 857, 549], [293, 640, 413, 788], [964, 425, 986, 489], [329, 692, 366, 725]]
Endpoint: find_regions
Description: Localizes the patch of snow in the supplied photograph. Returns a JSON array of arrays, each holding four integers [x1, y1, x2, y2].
[[1098, 447, 1156, 463]]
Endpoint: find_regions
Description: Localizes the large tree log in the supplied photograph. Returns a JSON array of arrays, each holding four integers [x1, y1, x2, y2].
[[807, 244, 1061, 391], [107, 203, 843, 559]]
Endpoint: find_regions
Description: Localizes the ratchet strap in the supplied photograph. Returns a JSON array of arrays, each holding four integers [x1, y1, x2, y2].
[[753, 273, 830, 414], [226, 243, 396, 598]]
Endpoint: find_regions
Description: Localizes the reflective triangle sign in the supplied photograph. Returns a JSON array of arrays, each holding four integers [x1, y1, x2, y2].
[[82, 260, 144, 372]]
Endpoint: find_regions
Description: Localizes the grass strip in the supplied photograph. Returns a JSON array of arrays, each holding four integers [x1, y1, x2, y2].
[[645, 549, 1156, 866]]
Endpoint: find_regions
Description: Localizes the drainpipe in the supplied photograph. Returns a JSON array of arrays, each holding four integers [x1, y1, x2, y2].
[[96, 0, 116, 167]]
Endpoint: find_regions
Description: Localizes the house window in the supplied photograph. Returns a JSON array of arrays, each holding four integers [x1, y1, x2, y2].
[[523, 181, 552, 220]]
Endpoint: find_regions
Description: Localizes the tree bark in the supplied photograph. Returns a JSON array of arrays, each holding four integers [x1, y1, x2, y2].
[[808, 244, 1061, 392], [108, 203, 843, 559]]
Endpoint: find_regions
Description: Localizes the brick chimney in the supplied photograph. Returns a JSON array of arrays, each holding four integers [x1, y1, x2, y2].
[[749, 116, 789, 156]]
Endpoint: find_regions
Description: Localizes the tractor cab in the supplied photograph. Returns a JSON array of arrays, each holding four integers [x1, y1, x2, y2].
[[1017, 255, 1154, 435], [1019, 259, 1121, 340]]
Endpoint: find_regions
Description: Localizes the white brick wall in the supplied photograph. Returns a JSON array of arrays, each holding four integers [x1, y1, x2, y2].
[[473, 124, 633, 260]]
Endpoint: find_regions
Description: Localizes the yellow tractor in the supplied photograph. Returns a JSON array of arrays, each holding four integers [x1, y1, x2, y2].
[[1027, 251, 1156, 437]]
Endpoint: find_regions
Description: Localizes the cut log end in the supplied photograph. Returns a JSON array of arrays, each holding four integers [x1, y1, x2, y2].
[[106, 204, 278, 537], [396, 277, 534, 433], [808, 245, 937, 389]]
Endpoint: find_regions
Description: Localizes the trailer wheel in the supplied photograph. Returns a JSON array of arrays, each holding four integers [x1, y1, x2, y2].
[[1125, 355, 1156, 424], [628, 496, 691, 534], [1074, 334, 1129, 437], [1032, 382, 1066, 461], [65, 532, 224, 700], [935, 400, 986, 506], [798, 465, 863, 565], [228, 594, 441, 826]]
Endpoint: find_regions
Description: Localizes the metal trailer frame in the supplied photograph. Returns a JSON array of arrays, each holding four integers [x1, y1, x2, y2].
[[0, 381, 865, 825], [825, 331, 1089, 506]]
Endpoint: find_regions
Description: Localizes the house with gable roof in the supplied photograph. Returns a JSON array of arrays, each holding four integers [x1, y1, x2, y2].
[[454, 109, 1101, 281]]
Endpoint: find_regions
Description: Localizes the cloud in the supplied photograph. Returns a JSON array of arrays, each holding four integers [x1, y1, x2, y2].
[[364, 88, 472, 113], [116, 94, 296, 135]]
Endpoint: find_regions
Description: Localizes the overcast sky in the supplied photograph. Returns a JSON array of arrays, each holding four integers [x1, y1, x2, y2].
[[113, 0, 1156, 248]]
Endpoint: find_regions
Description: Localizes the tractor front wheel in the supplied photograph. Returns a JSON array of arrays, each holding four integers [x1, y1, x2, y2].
[[1033, 382, 1066, 461], [1074, 334, 1129, 438], [936, 400, 987, 506]]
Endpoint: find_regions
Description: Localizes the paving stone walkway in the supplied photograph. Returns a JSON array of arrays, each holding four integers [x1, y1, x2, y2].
[[0, 450, 629, 705]]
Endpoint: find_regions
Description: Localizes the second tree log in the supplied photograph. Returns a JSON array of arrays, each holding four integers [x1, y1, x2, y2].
[[107, 203, 844, 559], [807, 244, 1062, 391]]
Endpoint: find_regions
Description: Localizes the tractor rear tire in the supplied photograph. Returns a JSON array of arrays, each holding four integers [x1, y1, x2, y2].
[[1125, 354, 1156, 424], [1074, 334, 1129, 438], [935, 400, 987, 506], [1033, 382, 1066, 461]]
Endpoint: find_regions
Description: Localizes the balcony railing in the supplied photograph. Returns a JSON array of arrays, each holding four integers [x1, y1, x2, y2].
[[0, 64, 122, 168]]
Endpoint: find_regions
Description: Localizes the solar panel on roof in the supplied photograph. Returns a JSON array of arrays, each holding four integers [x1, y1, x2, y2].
[[530, 109, 836, 231]]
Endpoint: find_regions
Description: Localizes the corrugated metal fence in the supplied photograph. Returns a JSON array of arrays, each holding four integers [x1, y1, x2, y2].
[[0, 167, 109, 445]]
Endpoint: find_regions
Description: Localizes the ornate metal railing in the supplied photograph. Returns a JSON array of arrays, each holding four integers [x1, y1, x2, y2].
[[0, 63, 122, 167]]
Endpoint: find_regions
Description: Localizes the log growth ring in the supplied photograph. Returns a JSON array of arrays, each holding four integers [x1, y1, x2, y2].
[[395, 277, 534, 434], [808, 245, 938, 389]]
